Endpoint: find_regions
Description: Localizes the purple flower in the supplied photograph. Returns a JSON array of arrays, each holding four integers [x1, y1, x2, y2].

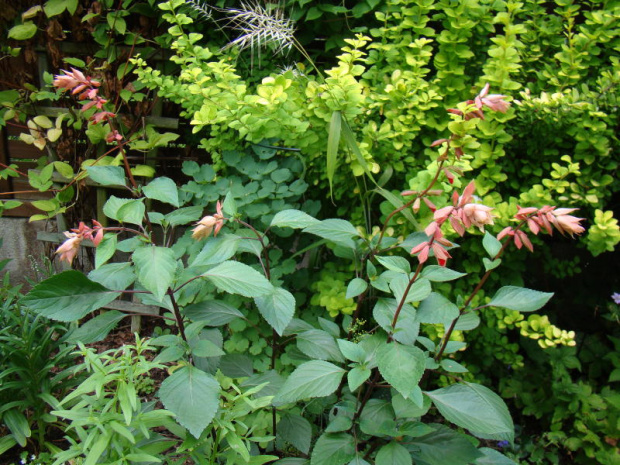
[[612, 293, 620, 305], [497, 440, 510, 448]]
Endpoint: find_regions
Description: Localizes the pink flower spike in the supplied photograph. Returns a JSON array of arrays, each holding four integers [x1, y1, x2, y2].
[[434, 206, 454, 224], [92, 228, 104, 247], [431, 242, 451, 266], [459, 181, 477, 207], [450, 216, 465, 237], [422, 197, 436, 212], [526, 218, 540, 235], [481, 95, 510, 113], [497, 226, 514, 241], [70, 68, 86, 82], [401, 190, 416, 196], [431, 138, 449, 147], [552, 211, 585, 237], [55, 232, 82, 265], [478, 83, 490, 99], [412, 197, 421, 213], [516, 230, 534, 252], [411, 242, 430, 264]]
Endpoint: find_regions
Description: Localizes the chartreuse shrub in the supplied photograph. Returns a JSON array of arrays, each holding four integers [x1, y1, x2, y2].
[[17, 88, 591, 464]]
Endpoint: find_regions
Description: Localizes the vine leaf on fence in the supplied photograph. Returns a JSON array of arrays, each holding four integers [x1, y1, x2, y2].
[[86, 165, 127, 187], [158, 366, 220, 439], [22, 270, 121, 321], [425, 383, 514, 443]]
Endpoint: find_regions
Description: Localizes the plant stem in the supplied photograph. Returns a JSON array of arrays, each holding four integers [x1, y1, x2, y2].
[[167, 288, 188, 343]]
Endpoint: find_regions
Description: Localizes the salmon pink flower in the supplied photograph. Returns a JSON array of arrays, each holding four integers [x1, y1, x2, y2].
[[551, 209, 585, 237], [192, 201, 225, 240], [462, 203, 495, 232], [55, 232, 83, 265]]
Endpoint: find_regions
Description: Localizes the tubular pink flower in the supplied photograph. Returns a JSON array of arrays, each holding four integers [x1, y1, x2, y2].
[[192, 201, 225, 240], [462, 203, 495, 232], [55, 233, 83, 265], [552, 211, 585, 237], [411, 242, 430, 264]]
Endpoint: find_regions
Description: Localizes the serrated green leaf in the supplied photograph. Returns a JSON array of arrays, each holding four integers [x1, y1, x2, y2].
[[132, 246, 176, 302], [347, 366, 370, 391], [143, 176, 180, 207], [270, 209, 319, 229], [488, 286, 553, 313], [278, 413, 312, 454], [482, 258, 502, 271], [376, 343, 425, 399], [417, 293, 460, 324], [184, 300, 244, 326], [310, 433, 355, 465], [373, 298, 419, 345], [389, 275, 431, 304], [473, 448, 518, 465], [376, 442, 412, 465], [103, 196, 145, 225], [159, 366, 220, 438], [408, 424, 482, 465], [425, 383, 514, 442], [303, 219, 360, 247], [204, 261, 273, 298], [336, 339, 365, 363], [165, 206, 203, 227], [440, 359, 469, 373], [88, 262, 135, 291], [273, 361, 345, 405], [297, 329, 344, 363], [65, 311, 126, 344], [22, 270, 120, 321]]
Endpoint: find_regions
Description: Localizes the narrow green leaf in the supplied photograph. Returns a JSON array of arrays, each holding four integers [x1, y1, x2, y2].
[[376, 343, 425, 399], [158, 366, 220, 438], [204, 261, 273, 298], [482, 231, 502, 258], [488, 286, 553, 313], [326, 111, 342, 198], [425, 383, 514, 442], [65, 311, 126, 344], [132, 246, 177, 302], [143, 176, 180, 207], [4, 410, 30, 447], [273, 361, 345, 405], [270, 209, 320, 229], [376, 187, 420, 229], [95, 233, 117, 268], [310, 433, 356, 465], [254, 286, 296, 335], [84, 432, 111, 465], [341, 119, 373, 179], [86, 165, 127, 187], [440, 359, 469, 373], [22, 271, 120, 321]]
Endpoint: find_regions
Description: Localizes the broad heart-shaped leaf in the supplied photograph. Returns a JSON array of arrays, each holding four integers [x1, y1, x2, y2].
[[103, 196, 145, 225], [346, 278, 367, 299], [473, 448, 518, 465], [143, 176, 180, 207], [376, 343, 425, 399], [273, 361, 345, 406], [425, 383, 514, 443], [278, 413, 312, 455], [373, 299, 419, 345], [22, 271, 120, 321], [407, 424, 482, 465], [204, 261, 273, 298], [417, 292, 460, 324], [85, 165, 126, 187], [420, 266, 466, 282], [65, 311, 126, 344], [297, 329, 345, 363], [482, 231, 502, 258], [183, 300, 244, 326], [488, 286, 553, 313], [303, 219, 360, 247], [375, 442, 412, 465], [271, 209, 320, 229], [255, 287, 295, 335], [132, 246, 177, 302], [158, 366, 220, 439], [165, 206, 203, 227], [310, 433, 356, 465]]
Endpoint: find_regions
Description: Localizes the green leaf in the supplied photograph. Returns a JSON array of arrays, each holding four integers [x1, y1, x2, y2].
[[44, 0, 72, 16], [390, 275, 431, 304], [310, 433, 355, 465], [191, 235, 240, 268], [482, 231, 502, 258], [420, 266, 466, 282], [184, 300, 244, 326], [65, 311, 126, 344], [103, 196, 145, 225], [373, 298, 419, 345], [473, 448, 518, 465], [375, 442, 412, 465], [303, 219, 360, 247], [482, 258, 502, 271], [191, 338, 224, 358], [22, 270, 120, 321], [417, 293, 460, 324], [376, 343, 425, 399], [408, 425, 482, 465], [4, 409, 31, 447], [488, 286, 553, 313], [0, 436, 17, 456], [440, 359, 469, 373], [143, 176, 180, 207], [392, 392, 431, 419], [377, 188, 420, 229], [452, 312, 480, 331], [132, 246, 177, 302], [347, 366, 370, 391], [336, 339, 365, 363], [425, 383, 514, 442], [326, 110, 342, 198], [219, 354, 253, 378], [297, 329, 344, 363], [346, 278, 367, 299], [273, 361, 345, 406], [165, 206, 203, 227], [95, 234, 117, 268], [359, 399, 396, 436], [159, 366, 220, 438], [88, 262, 135, 290], [376, 256, 411, 274], [278, 413, 312, 454], [8, 22, 37, 40], [86, 166, 127, 187], [204, 261, 273, 298], [270, 209, 320, 229]]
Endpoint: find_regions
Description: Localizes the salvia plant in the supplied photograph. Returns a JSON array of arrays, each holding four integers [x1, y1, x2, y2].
[[18, 71, 588, 464]]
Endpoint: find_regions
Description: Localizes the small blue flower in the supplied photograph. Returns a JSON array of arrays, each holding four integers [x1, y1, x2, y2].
[[497, 440, 510, 448], [612, 293, 620, 305]]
